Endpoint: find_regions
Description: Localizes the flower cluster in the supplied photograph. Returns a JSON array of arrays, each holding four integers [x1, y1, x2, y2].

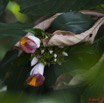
[[17, 29, 68, 87]]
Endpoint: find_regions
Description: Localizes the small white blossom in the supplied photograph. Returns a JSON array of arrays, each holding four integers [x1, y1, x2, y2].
[[54, 58, 57, 62], [49, 50, 53, 54], [62, 51, 68, 56], [41, 49, 45, 54], [54, 54, 57, 58]]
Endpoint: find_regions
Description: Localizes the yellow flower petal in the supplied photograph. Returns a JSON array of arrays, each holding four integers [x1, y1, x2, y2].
[[27, 76, 37, 87]]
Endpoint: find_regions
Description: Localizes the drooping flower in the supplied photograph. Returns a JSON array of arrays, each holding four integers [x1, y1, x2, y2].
[[19, 35, 40, 53], [27, 63, 45, 87]]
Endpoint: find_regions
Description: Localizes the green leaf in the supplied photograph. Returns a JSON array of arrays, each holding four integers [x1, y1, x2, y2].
[[0, 49, 18, 79], [47, 11, 94, 33], [6, 53, 31, 91], [81, 64, 104, 103], [25, 28, 47, 38], [0, 37, 19, 60], [0, 0, 9, 15], [0, 23, 33, 38], [18, 0, 104, 16]]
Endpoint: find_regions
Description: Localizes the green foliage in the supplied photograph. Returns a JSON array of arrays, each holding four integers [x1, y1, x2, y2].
[[25, 28, 47, 38], [16, 0, 104, 16], [47, 11, 94, 33], [0, 50, 18, 79], [0, 0, 104, 103], [6, 53, 31, 91], [0, 0, 9, 15], [81, 63, 104, 103], [0, 23, 33, 38]]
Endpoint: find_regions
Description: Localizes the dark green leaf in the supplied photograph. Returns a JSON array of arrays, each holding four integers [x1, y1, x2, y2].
[[0, 37, 20, 60], [0, 49, 18, 79], [0, 0, 9, 15], [0, 23, 33, 38], [25, 28, 47, 38], [18, 0, 104, 16], [6, 53, 31, 91], [47, 12, 94, 33]]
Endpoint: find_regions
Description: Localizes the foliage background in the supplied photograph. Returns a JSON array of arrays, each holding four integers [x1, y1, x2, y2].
[[0, 0, 104, 103]]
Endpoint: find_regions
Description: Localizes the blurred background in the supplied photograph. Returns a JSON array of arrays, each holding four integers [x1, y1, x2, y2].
[[0, 1, 33, 60]]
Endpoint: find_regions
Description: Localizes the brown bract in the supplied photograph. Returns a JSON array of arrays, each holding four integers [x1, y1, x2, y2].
[[43, 16, 104, 46]]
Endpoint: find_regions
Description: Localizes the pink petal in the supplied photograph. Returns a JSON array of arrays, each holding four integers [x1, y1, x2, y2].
[[27, 74, 45, 87]]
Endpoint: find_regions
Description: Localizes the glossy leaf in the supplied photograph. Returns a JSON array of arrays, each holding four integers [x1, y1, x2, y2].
[[47, 12, 94, 33]]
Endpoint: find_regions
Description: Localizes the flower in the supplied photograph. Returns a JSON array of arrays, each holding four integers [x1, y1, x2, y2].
[[31, 57, 38, 66], [62, 51, 68, 56], [54, 58, 57, 62], [41, 49, 45, 54], [49, 50, 53, 54], [27, 63, 45, 87], [19, 35, 40, 53], [54, 54, 57, 58]]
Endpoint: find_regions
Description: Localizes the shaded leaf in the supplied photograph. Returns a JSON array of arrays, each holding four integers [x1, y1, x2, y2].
[[0, 49, 18, 79], [0, 23, 33, 38], [81, 54, 104, 103], [18, 0, 104, 16], [0, 37, 20, 60], [6, 53, 31, 91], [47, 12, 94, 33], [34, 13, 61, 30], [0, 0, 9, 15], [53, 73, 73, 90]]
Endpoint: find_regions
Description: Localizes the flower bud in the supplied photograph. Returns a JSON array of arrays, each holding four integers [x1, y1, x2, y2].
[[62, 51, 68, 56], [54, 54, 57, 58], [31, 57, 38, 66], [49, 50, 53, 54], [19, 35, 40, 53]]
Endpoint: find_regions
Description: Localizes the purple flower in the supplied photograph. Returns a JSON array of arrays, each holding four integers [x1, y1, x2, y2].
[[27, 63, 45, 87], [19, 35, 40, 53]]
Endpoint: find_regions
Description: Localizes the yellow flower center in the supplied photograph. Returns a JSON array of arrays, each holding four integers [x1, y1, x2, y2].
[[20, 37, 28, 45], [27, 76, 37, 87]]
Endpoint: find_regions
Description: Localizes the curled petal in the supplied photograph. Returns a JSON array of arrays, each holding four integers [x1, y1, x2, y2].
[[31, 57, 38, 66], [27, 74, 45, 87], [27, 36, 40, 48], [19, 35, 40, 53], [30, 63, 44, 75]]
